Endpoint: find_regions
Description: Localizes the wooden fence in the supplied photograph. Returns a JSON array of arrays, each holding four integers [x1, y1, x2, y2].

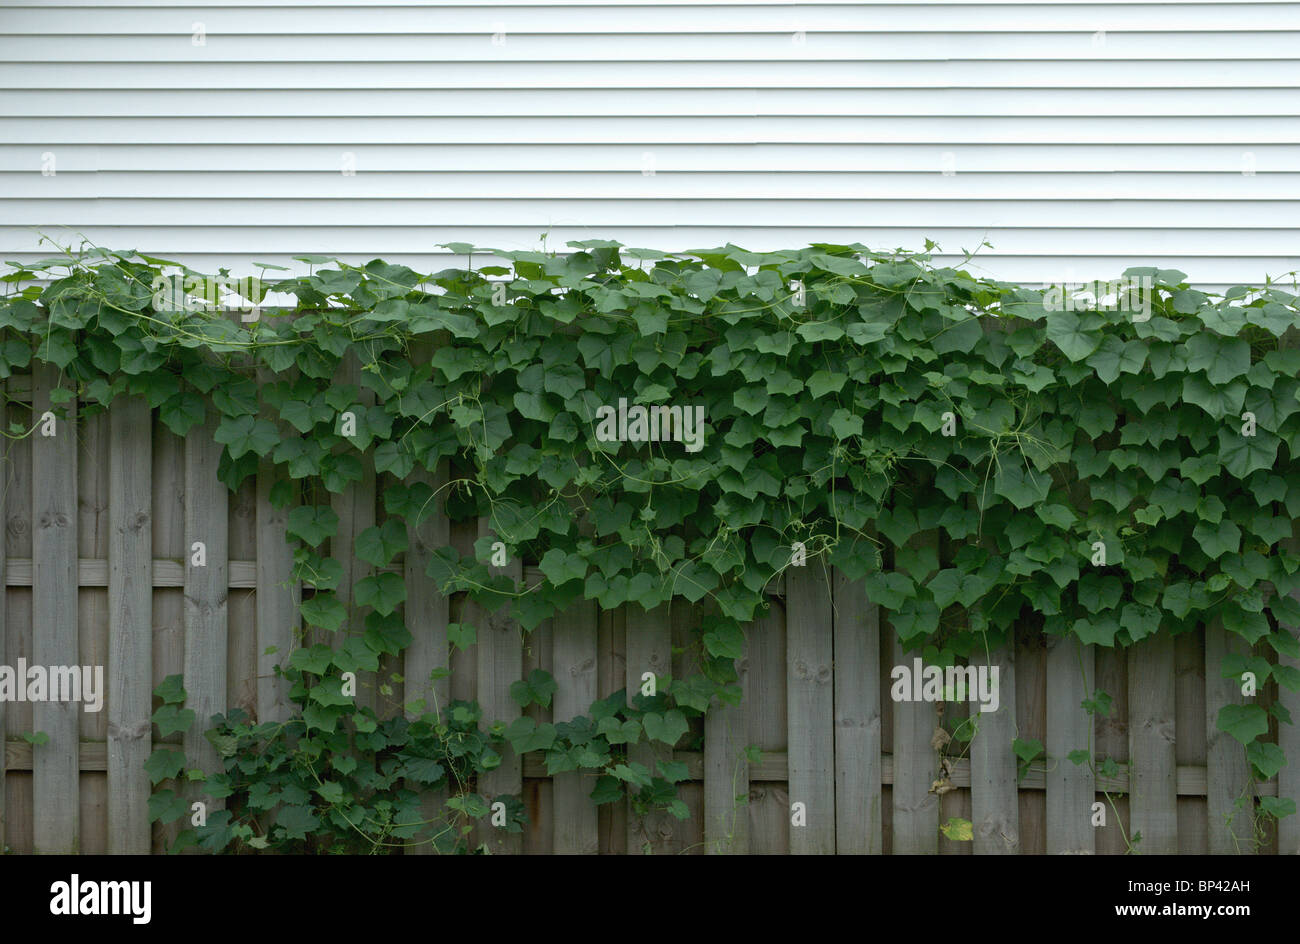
[[1, 370, 1296, 854]]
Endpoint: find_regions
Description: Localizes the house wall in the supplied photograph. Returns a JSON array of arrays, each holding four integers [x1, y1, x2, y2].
[[2, 0, 1299, 288]]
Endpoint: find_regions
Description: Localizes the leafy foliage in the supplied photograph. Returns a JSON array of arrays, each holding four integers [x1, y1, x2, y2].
[[6, 239, 1300, 849]]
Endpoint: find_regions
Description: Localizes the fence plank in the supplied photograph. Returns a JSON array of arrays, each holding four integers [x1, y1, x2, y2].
[[255, 368, 297, 726], [890, 631, 938, 853], [745, 602, 786, 854], [475, 516, 523, 854], [0, 378, 6, 850], [150, 414, 184, 853], [625, 603, 673, 854], [1127, 633, 1177, 854], [1173, 631, 1208, 853], [254, 467, 295, 723], [520, 618, 553, 854], [182, 415, 229, 811], [330, 355, 377, 714], [78, 410, 111, 853], [704, 609, 748, 855], [785, 566, 835, 854], [1014, 632, 1046, 853], [1045, 634, 1094, 854], [403, 462, 449, 718], [31, 364, 79, 853], [597, 606, 627, 853], [3, 392, 31, 852], [832, 569, 881, 854], [1094, 647, 1129, 854], [552, 598, 598, 854], [971, 639, 1020, 853], [1205, 618, 1252, 854], [402, 460, 450, 853], [227, 477, 258, 723], [1280, 586, 1300, 855], [891, 524, 941, 855], [107, 395, 153, 854]]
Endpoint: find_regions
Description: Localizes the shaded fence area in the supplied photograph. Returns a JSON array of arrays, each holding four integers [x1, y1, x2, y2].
[[1, 369, 1297, 854]]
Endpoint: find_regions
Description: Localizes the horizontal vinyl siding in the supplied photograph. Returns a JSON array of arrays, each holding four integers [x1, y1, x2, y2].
[[1, 1, 1298, 288]]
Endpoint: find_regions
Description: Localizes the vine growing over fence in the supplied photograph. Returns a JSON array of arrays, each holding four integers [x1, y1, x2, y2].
[[2, 238, 1298, 851]]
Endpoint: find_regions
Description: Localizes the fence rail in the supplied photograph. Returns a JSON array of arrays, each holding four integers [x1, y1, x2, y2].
[[0, 377, 1294, 853]]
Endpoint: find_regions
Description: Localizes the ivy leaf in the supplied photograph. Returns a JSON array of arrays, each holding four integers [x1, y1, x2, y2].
[[864, 571, 914, 609], [1013, 738, 1043, 763], [504, 716, 557, 754], [354, 572, 407, 615], [597, 715, 642, 745], [543, 363, 586, 400], [795, 321, 845, 342], [734, 386, 768, 415], [1216, 704, 1268, 746], [807, 370, 846, 398], [509, 669, 558, 709], [1078, 574, 1123, 613], [151, 703, 195, 738], [1044, 310, 1102, 362], [287, 505, 339, 546], [1182, 374, 1245, 421], [275, 805, 320, 841], [1120, 603, 1161, 642], [213, 414, 280, 459], [154, 673, 188, 705], [845, 321, 888, 345], [147, 789, 189, 824], [993, 464, 1049, 510], [37, 329, 78, 369], [642, 709, 689, 746], [702, 621, 745, 660], [400, 754, 446, 785], [1222, 601, 1270, 644], [144, 748, 187, 786], [1192, 519, 1241, 560], [1086, 335, 1146, 384], [211, 378, 260, 417], [1073, 615, 1120, 648], [354, 519, 409, 567], [1260, 796, 1297, 820], [300, 593, 347, 632], [290, 644, 334, 675], [940, 817, 974, 841], [538, 548, 587, 586], [447, 622, 476, 651], [1217, 428, 1280, 480], [828, 408, 863, 440], [159, 392, 206, 436], [590, 775, 623, 805]]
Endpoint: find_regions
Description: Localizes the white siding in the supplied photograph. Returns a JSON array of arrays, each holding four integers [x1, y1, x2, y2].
[[2, 0, 1299, 288]]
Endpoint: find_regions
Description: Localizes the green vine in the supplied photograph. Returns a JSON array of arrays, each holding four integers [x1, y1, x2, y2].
[[3, 236, 1299, 852]]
